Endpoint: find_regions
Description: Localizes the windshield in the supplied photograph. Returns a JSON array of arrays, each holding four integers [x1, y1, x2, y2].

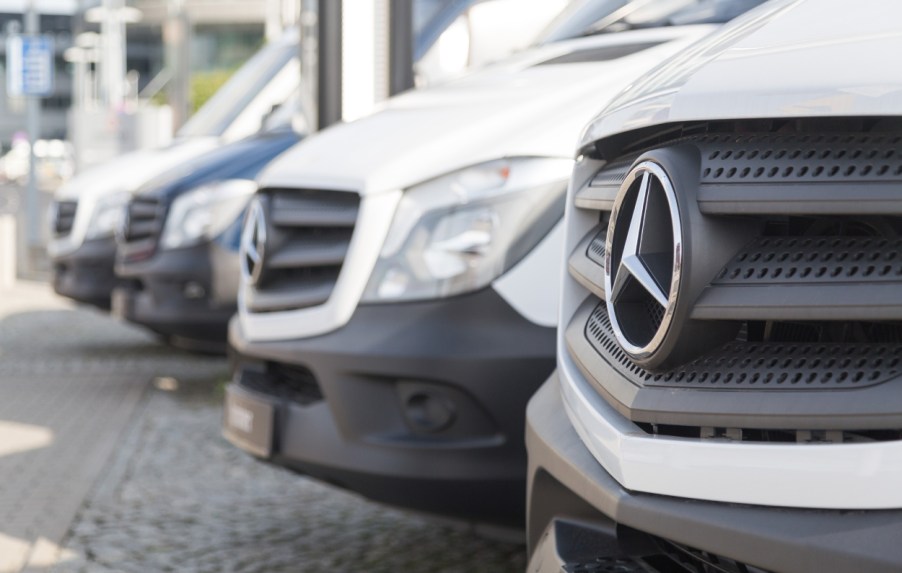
[[261, 88, 303, 133], [414, 0, 449, 34], [536, 0, 766, 44], [413, 0, 473, 60], [178, 33, 298, 138]]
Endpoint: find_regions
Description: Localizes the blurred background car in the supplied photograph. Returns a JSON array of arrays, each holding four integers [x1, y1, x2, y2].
[[111, 98, 302, 352], [47, 28, 301, 309], [103, 0, 568, 351], [224, 0, 764, 532], [46, 0, 570, 312]]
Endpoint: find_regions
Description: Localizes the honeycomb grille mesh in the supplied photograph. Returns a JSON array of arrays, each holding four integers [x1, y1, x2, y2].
[[586, 229, 606, 267], [589, 158, 635, 188], [586, 304, 901, 389], [715, 236, 902, 285], [698, 133, 902, 183]]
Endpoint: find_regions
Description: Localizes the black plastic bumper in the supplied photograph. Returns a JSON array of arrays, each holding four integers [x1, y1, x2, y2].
[[51, 238, 117, 308], [526, 373, 902, 573], [114, 242, 237, 345], [227, 288, 556, 527]]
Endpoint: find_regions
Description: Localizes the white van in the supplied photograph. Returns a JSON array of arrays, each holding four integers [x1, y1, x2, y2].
[[223, 0, 760, 528]]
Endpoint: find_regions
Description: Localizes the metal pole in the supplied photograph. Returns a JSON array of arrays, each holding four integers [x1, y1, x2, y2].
[[101, 0, 126, 108], [25, 0, 40, 247], [299, 0, 318, 130], [316, 0, 341, 130], [165, 0, 191, 131], [388, 0, 414, 96]]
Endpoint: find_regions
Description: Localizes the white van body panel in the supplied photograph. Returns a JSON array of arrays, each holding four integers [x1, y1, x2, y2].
[[243, 26, 716, 341]]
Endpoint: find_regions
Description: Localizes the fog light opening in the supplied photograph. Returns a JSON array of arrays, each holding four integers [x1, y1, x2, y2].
[[403, 392, 456, 433], [183, 281, 206, 299]]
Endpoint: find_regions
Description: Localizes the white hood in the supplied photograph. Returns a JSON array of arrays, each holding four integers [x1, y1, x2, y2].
[[580, 0, 902, 148], [259, 25, 717, 196], [50, 137, 219, 255], [54, 137, 218, 201]]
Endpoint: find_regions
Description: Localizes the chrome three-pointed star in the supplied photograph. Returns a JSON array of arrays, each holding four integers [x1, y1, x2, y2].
[[609, 170, 674, 309]]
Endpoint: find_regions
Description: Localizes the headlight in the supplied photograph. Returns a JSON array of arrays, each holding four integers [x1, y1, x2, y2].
[[362, 157, 571, 302], [160, 179, 257, 250], [86, 191, 130, 240]]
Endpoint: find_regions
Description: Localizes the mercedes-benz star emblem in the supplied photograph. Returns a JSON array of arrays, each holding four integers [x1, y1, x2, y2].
[[604, 160, 682, 363], [116, 204, 131, 243], [241, 198, 267, 286]]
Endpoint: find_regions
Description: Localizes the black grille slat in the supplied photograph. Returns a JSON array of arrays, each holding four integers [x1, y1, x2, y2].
[[128, 201, 160, 219], [53, 200, 77, 236], [270, 192, 359, 227], [568, 226, 606, 301], [267, 234, 352, 269], [124, 220, 157, 241], [248, 188, 359, 314], [245, 273, 338, 313]]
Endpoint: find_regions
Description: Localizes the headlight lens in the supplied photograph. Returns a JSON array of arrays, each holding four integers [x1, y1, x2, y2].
[[361, 157, 571, 302], [160, 179, 257, 250], [86, 191, 130, 240]]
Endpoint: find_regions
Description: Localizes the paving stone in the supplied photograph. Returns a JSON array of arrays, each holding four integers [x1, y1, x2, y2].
[[0, 282, 526, 572]]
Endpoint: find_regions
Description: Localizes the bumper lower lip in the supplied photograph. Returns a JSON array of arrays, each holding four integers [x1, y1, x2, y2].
[[527, 373, 902, 573], [559, 349, 902, 510], [114, 242, 236, 344], [227, 287, 556, 526], [51, 237, 118, 308]]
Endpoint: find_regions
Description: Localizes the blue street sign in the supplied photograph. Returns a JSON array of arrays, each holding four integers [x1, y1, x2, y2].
[[6, 35, 55, 97]]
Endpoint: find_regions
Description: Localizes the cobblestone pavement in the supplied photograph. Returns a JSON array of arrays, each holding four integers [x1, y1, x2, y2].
[[0, 282, 526, 572]]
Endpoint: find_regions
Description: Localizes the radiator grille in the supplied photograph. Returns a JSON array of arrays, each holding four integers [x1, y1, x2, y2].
[[52, 200, 77, 236], [566, 123, 902, 430], [245, 188, 360, 313], [118, 196, 165, 261]]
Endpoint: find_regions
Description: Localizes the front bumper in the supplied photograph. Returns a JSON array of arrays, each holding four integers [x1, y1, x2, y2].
[[226, 288, 556, 527], [114, 242, 238, 345], [526, 373, 902, 573], [51, 237, 117, 308]]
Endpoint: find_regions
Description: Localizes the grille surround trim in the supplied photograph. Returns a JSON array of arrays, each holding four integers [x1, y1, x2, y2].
[[238, 188, 403, 342]]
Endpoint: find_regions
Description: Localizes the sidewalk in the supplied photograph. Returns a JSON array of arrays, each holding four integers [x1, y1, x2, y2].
[[0, 281, 221, 572]]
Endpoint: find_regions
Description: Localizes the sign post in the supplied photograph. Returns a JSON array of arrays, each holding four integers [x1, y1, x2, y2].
[[6, 4, 54, 249]]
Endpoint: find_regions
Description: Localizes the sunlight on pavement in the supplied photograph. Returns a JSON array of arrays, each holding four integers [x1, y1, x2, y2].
[[0, 421, 53, 458], [0, 533, 78, 573], [0, 533, 29, 573], [26, 536, 79, 569]]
